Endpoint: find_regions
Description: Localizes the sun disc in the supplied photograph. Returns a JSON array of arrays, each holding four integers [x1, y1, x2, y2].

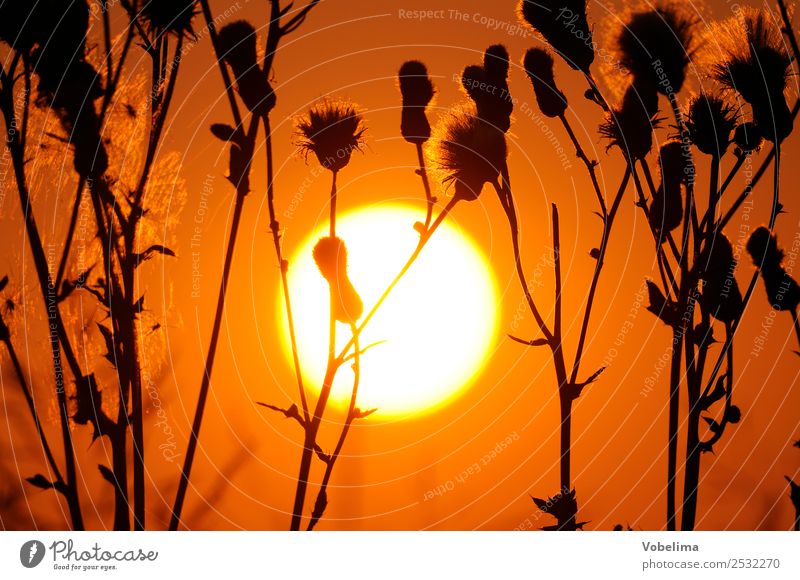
[[278, 204, 498, 417]]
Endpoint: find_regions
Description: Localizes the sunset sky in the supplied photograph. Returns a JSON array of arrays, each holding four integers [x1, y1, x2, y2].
[[1, 0, 799, 531]]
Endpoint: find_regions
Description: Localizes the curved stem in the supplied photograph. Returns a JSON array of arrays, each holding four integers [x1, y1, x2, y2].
[[558, 114, 606, 216], [307, 324, 361, 531], [569, 168, 630, 384], [264, 116, 309, 421]]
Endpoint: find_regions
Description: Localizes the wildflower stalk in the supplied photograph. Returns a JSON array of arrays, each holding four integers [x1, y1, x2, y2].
[[290, 198, 458, 529], [264, 116, 309, 421], [0, 104, 85, 530], [170, 114, 259, 530], [307, 324, 361, 531], [0, 314, 66, 506], [416, 143, 434, 228]]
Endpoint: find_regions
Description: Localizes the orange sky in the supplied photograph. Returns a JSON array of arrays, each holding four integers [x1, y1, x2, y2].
[[1, 0, 799, 531]]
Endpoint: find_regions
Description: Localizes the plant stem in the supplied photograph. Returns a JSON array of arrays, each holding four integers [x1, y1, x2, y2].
[[307, 324, 361, 531], [0, 331, 66, 495], [558, 114, 606, 216], [292, 199, 458, 529], [264, 116, 309, 421], [415, 143, 434, 228], [169, 115, 257, 530], [569, 168, 630, 383]]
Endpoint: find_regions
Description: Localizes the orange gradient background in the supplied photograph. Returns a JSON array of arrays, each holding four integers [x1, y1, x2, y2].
[[0, 0, 799, 530]]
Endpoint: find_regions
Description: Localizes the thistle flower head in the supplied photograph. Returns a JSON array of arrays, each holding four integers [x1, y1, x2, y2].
[[685, 93, 738, 157], [746, 227, 800, 311], [295, 100, 366, 173], [599, 78, 660, 159], [746, 226, 782, 268], [711, 8, 793, 142], [398, 60, 435, 144], [616, 1, 699, 95], [430, 107, 507, 201], [141, 0, 199, 37], [733, 121, 763, 154], [523, 48, 568, 118], [217, 21, 275, 114], [518, 0, 594, 72], [461, 45, 513, 133]]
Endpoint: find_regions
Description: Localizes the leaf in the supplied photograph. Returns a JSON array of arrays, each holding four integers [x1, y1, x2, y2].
[[135, 245, 176, 264], [96, 324, 116, 367], [210, 123, 239, 143], [25, 474, 54, 490], [72, 374, 108, 442], [352, 407, 378, 419], [509, 335, 549, 347], [98, 464, 116, 486], [0, 276, 8, 293], [132, 294, 145, 313], [645, 280, 676, 326]]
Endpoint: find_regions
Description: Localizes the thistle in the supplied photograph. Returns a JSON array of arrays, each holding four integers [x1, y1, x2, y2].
[[461, 45, 513, 133], [746, 227, 800, 312], [141, 0, 199, 37], [398, 60, 435, 144], [711, 8, 793, 142], [217, 21, 275, 115], [518, 0, 594, 72], [648, 140, 686, 241], [295, 100, 366, 173], [313, 237, 363, 325], [616, 2, 698, 95], [523, 48, 568, 118], [733, 122, 764, 155], [599, 78, 659, 160], [431, 107, 507, 201], [685, 93, 737, 157], [699, 235, 743, 324]]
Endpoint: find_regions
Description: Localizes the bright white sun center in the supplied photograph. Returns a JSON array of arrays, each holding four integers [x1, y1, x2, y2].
[[279, 204, 498, 417]]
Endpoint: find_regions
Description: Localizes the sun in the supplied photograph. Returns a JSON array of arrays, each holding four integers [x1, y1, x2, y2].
[[278, 204, 498, 417]]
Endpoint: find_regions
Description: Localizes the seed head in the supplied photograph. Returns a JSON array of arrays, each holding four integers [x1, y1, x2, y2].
[[685, 93, 738, 157], [747, 227, 800, 311], [295, 100, 366, 173], [711, 8, 793, 142], [599, 78, 660, 160], [217, 21, 275, 114], [518, 0, 594, 72], [523, 48, 568, 118], [430, 107, 507, 202], [461, 45, 513, 133], [141, 0, 198, 37], [616, 2, 699, 95], [733, 122, 763, 155], [398, 60, 435, 144]]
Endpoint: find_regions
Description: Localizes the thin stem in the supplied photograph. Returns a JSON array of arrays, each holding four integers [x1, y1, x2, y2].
[[168, 113, 255, 528], [718, 99, 800, 231], [54, 177, 86, 292], [569, 168, 631, 384], [492, 174, 553, 344], [307, 324, 361, 531], [329, 171, 338, 237], [264, 116, 309, 422], [291, 198, 459, 529], [558, 114, 607, 216], [415, 143, 434, 228], [0, 332, 65, 491], [793, 310, 800, 353], [198, 0, 243, 127]]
